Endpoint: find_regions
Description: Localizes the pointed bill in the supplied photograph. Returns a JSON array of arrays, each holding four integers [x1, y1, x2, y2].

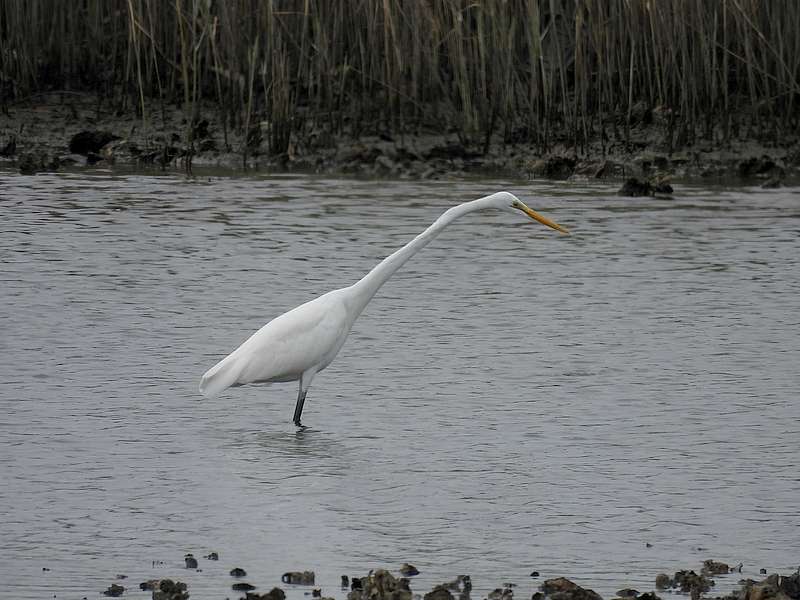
[[518, 202, 570, 234]]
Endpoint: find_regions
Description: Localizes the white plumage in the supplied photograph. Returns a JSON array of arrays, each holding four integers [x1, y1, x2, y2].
[[199, 191, 569, 426]]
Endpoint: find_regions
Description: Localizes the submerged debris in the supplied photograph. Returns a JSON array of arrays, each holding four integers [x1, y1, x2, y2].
[[347, 569, 412, 600], [282, 571, 316, 585], [233, 582, 257, 591], [103, 583, 124, 597]]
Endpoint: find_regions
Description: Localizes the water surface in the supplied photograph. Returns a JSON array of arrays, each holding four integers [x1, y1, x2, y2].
[[1, 171, 799, 600]]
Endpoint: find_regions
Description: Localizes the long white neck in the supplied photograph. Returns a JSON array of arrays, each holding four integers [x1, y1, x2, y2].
[[344, 194, 500, 318]]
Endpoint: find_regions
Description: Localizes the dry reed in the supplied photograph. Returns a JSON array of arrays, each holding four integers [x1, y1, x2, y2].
[[1, 0, 798, 153]]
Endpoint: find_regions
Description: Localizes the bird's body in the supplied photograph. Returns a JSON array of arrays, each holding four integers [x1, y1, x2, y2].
[[199, 191, 569, 426], [200, 289, 352, 395]]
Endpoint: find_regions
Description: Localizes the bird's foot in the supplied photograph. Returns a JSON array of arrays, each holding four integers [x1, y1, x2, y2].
[[293, 419, 306, 430]]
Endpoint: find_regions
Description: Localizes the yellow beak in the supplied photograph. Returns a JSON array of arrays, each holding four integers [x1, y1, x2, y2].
[[518, 202, 570, 234]]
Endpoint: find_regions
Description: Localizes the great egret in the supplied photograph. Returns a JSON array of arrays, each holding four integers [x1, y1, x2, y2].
[[199, 191, 568, 426]]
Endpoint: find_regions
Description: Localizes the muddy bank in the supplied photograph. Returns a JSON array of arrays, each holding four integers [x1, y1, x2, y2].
[[1, 94, 798, 186]]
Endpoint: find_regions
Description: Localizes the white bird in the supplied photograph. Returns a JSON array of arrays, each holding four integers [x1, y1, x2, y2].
[[199, 191, 569, 426]]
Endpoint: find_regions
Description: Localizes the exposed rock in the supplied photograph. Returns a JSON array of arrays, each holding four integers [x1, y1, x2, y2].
[[540, 577, 602, 600], [19, 153, 43, 175], [153, 579, 189, 600], [340, 145, 382, 168], [734, 573, 800, 600], [738, 156, 776, 178], [140, 580, 160, 591], [651, 174, 673, 194], [351, 578, 363, 591], [711, 573, 800, 600], [672, 570, 714, 600], [0, 135, 16, 157], [424, 586, 454, 600], [282, 571, 315, 585], [231, 567, 248, 577], [528, 155, 576, 179], [69, 130, 120, 155], [425, 143, 481, 161], [618, 177, 652, 197], [655, 575, 672, 590], [616, 589, 639, 598], [313, 589, 322, 598], [103, 583, 124, 597], [487, 588, 513, 600], [441, 576, 472, 593], [343, 576, 350, 588], [531, 572, 540, 578], [204, 551, 219, 560], [138, 580, 188, 600], [400, 564, 420, 577], [347, 569, 412, 600], [617, 173, 673, 196], [703, 561, 731, 576], [572, 159, 610, 178], [184, 553, 198, 569], [244, 589, 286, 600]]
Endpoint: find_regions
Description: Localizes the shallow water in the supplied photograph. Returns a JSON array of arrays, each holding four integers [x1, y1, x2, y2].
[[1, 170, 799, 600]]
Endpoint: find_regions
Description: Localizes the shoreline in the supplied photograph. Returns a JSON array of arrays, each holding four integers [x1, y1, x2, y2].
[[1, 95, 797, 188], [87, 559, 800, 600]]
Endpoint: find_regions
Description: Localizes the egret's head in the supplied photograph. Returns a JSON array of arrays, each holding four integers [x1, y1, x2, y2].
[[495, 191, 570, 234]]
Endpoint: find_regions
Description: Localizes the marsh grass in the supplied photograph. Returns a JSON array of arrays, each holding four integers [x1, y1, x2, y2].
[[1, 1, 798, 154]]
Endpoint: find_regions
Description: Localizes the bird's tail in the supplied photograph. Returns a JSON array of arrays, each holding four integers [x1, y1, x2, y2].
[[199, 352, 243, 398]]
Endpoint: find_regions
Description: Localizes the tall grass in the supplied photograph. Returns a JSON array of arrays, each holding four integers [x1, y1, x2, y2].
[[1, 0, 798, 153]]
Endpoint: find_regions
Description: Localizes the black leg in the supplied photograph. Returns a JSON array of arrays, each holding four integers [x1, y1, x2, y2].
[[293, 389, 307, 427]]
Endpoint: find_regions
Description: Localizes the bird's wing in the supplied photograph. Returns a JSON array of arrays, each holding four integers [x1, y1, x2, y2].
[[235, 291, 351, 384]]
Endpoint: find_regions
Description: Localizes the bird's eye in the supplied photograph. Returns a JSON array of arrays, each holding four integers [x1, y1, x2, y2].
[[512, 201, 520, 208]]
